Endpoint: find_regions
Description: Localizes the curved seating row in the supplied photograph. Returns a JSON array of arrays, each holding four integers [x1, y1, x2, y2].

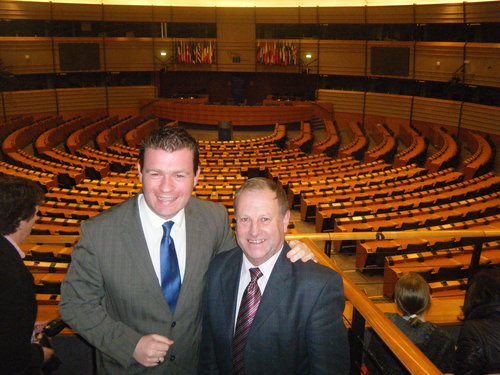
[[393, 125, 427, 168]]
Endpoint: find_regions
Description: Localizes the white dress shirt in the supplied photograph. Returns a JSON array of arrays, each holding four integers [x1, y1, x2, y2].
[[234, 246, 283, 330], [138, 193, 187, 284], [4, 234, 24, 258]]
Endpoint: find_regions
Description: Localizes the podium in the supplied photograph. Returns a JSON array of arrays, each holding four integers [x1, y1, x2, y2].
[[218, 121, 232, 141]]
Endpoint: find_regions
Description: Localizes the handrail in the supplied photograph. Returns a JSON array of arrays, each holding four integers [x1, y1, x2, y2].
[[285, 229, 500, 374], [285, 229, 500, 242]]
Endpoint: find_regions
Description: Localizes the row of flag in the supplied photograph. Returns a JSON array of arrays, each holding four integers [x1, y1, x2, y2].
[[173, 40, 298, 65], [256, 41, 298, 66], [175, 41, 216, 65]]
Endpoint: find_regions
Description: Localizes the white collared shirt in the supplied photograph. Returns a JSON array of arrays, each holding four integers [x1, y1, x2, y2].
[[234, 246, 283, 330], [4, 235, 24, 258], [138, 193, 187, 284]]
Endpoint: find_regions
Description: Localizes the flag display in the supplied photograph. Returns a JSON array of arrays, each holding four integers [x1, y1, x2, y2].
[[175, 41, 215, 64], [256, 41, 298, 66]]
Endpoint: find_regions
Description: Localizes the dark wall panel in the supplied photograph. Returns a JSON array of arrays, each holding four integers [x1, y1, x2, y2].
[[59, 43, 100, 71], [371, 46, 410, 77]]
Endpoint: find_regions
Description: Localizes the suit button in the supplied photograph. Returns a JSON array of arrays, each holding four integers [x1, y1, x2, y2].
[[171, 321, 176, 328], [170, 355, 175, 362]]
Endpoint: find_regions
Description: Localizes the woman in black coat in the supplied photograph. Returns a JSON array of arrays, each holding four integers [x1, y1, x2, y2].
[[455, 267, 500, 375], [365, 272, 455, 375], [0, 176, 54, 375]]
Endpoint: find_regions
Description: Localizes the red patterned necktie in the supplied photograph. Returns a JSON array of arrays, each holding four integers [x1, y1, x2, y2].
[[232, 267, 263, 375]]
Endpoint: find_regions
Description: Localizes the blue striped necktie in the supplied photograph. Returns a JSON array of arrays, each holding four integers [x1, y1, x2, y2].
[[160, 221, 181, 312]]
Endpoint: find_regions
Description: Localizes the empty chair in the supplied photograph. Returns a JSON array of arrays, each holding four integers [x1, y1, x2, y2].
[[353, 209, 372, 216], [451, 193, 466, 202], [435, 197, 450, 206], [353, 226, 373, 232], [354, 194, 371, 201], [37, 280, 61, 295], [482, 205, 500, 217], [71, 213, 90, 220], [334, 197, 350, 203], [416, 268, 435, 282], [60, 197, 78, 203], [418, 200, 435, 209], [29, 250, 57, 262], [373, 245, 400, 268], [30, 228, 51, 235], [378, 224, 398, 232], [398, 203, 414, 211], [405, 242, 429, 253], [445, 213, 464, 224], [399, 220, 421, 230], [44, 211, 66, 219], [376, 207, 393, 214], [82, 199, 99, 205], [433, 239, 458, 251], [436, 265, 464, 281], [58, 253, 72, 262], [57, 230, 79, 235], [464, 209, 482, 220], [423, 217, 442, 227]]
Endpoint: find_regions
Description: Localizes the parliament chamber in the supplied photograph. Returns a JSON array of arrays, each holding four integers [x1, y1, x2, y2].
[[0, 0, 499, 374]]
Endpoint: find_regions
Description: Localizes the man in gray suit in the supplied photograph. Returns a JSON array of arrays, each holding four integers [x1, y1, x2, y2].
[[199, 177, 349, 374], [60, 126, 312, 374]]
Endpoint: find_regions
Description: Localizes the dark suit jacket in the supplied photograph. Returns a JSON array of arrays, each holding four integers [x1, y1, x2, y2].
[[0, 236, 44, 375], [199, 242, 350, 375], [60, 195, 236, 375]]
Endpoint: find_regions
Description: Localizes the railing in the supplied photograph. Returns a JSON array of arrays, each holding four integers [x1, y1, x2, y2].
[[285, 229, 500, 375]]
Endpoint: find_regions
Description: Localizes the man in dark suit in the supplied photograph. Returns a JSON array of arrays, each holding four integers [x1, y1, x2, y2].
[[0, 176, 54, 374], [199, 177, 349, 375], [60, 126, 312, 375]]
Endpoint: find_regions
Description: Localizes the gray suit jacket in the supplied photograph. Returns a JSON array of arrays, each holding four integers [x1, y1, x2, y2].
[[199, 243, 350, 375], [60, 195, 236, 375]]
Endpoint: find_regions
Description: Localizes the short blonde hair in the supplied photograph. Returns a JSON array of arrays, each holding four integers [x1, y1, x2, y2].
[[234, 177, 289, 217]]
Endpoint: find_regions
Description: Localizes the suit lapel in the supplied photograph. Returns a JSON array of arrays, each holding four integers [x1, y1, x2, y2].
[[220, 251, 242, 342], [176, 198, 217, 314], [118, 196, 169, 310], [250, 244, 291, 334]]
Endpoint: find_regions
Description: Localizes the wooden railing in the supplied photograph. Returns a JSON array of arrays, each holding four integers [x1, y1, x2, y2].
[[151, 99, 314, 125]]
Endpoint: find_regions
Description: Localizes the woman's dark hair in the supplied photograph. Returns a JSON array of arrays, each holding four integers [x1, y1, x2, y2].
[[462, 267, 500, 320], [0, 176, 44, 236], [394, 272, 431, 327]]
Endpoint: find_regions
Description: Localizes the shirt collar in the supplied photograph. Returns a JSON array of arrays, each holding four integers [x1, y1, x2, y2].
[[241, 244, 284, 280], [139, 193, 185, 229], [4, 235, 25, 259]]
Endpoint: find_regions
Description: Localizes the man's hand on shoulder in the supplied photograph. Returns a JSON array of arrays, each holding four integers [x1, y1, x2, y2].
[[133, 334, 174, 367], [287, 240, 317, 263]]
